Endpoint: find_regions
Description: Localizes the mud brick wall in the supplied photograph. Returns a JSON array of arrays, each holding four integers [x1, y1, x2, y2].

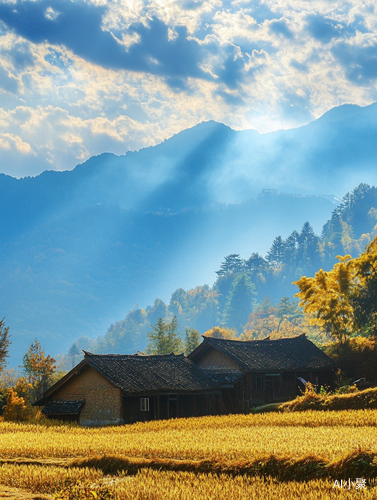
[[196, 349, 241, 372], [53, 366, 122, 426]]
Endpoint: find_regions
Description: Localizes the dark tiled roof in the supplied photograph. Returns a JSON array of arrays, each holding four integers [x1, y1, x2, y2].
[[192, 335, 336, 371], [84, 352, 220, 395], [42, 400, 85, 415]]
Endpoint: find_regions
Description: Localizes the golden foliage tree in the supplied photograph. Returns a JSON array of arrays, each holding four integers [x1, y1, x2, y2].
[[22, 339, 56, 402], [2, 388, 30, 421], [349, 236, 377, 337], [203, 326, 237, 339], [293, 255, 355, 343]]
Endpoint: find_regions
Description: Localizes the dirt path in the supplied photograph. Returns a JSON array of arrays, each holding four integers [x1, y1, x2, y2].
[[0, 485, 51, 500]]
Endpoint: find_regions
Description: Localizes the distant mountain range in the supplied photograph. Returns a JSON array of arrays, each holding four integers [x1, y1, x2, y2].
[[2, 101, 377, 366]]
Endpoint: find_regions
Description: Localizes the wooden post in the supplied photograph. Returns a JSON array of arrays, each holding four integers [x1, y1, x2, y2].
[[157, 395, 160, 419]]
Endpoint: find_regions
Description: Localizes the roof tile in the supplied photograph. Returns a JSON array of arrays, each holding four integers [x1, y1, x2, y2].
[[195, 335, 336, 371], [84, 352, 220, 395]]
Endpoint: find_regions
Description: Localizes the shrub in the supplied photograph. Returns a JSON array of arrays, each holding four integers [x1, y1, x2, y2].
[[326, 337, 377, 384], [280, 386, 377, 412], [2, 388, 31, 421]]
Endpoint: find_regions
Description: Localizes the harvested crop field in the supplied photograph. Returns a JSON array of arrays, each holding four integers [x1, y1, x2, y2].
[[1, 410, 377, 498]]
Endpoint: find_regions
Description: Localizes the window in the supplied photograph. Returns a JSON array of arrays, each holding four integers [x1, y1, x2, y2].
[[255, 376, 263, 391], [140, 397, 149, 411]]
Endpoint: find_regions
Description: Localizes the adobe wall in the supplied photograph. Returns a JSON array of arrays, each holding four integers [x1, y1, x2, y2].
[[53, 366, 123, 426], [196, 349, 241, 372]]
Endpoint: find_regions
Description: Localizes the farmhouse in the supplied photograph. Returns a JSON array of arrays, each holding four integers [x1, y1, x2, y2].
[[34, 351, 221, 426], [34, 334, 337, 425], [188, 334, 337, 411]]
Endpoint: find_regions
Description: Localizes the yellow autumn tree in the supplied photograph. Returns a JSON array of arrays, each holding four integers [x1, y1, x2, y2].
[[349, 236, 377, 337], [293, 255, 355, 344], [22, 339, 56, 402], [203, 326, 237, 339], [2, 389, 30, 421]]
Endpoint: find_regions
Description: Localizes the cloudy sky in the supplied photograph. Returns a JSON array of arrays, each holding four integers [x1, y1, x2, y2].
[[0, 0, 376, 177]]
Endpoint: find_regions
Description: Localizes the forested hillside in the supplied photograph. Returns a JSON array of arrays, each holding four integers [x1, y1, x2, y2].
[[0, 188, 333, 367], [4, 103, 377, 366], [66, 183, 377, 363]]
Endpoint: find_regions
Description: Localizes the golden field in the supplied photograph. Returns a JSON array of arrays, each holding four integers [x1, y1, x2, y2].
[[0, 410, 377, 498], [1, 410, 377, 461], [0, 465, 376, 500]]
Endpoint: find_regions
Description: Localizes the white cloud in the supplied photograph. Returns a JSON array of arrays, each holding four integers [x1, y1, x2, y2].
[[0, 0, 376, 177]]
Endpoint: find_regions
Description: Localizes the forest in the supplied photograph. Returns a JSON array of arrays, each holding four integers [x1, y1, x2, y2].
[[64, 183, 377, 366]]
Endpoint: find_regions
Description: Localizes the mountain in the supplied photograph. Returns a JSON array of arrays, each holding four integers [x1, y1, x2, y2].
[[1, 192, 334, 367], [3, 101, 377, 366]]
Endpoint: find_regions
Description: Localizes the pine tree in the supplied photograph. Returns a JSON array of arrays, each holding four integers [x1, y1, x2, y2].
[[146, 317, 183, 354], [266, 236, 285, 268], [222, 274, 256, 332], [283, 231, 299, 266], [165, 316, 183, 354], [276, 296, 300, 331], [184, 328, 201, 355], [245, 252, 268, 274], [67, 344, 81, 369], [215, 254, 245, 277]]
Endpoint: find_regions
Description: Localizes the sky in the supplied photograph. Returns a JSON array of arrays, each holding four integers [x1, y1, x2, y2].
[[0, 0, 376, 178]]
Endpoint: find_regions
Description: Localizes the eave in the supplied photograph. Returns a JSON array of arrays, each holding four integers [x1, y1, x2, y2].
[[33, 360, 89, 406]]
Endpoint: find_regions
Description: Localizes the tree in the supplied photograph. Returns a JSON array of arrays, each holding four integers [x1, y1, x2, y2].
[[67, 344, 81, 369], [242, 296, 307, 341], [221, 273, 256, 332], [184, 328, 201, 355], [146, 317, 183, 355], [244, 252, 269, 290], [297, 222, 320, 268], [283, 231, 299, 266], [22, 339, 56, 402], [293, 255, 355, 344], [147, 299, 168, 325], [215, 254, 245, 277], [266, 236, 285, 268], [203, 326, 237, 339], [2, 389, 30, 422], [0, 318, 11, 372], [349, 236, 377, 337], [276, 296, 301, 332]]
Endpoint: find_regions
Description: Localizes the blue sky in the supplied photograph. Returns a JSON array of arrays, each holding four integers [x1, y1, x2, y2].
[[0, 0, 376, 177]]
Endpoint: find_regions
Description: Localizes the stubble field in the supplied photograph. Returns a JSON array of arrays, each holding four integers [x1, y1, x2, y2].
[[0, 410, 377, 499]]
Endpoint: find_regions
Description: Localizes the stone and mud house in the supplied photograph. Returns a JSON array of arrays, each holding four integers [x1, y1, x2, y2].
[[188, 334, 337, 412], [34, 334, 336, 425], [34, 352, 221, 426]]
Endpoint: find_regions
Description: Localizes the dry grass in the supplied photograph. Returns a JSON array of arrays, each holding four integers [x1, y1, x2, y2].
[[1, 410, 377, 462], [0, 466, 376, 500], [1, 411, 377, 498], [0, 464, 102, 494], [280, 386, 377, 412], [109, 470, 377, 500]]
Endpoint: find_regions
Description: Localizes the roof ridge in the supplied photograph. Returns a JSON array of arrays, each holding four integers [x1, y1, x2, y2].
[[84, 351, 184, 358], [203, 334, 306, 344]]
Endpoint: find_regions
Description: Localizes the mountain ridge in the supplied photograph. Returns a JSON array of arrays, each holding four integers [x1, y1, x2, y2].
[[2, 101, 377, 366]]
